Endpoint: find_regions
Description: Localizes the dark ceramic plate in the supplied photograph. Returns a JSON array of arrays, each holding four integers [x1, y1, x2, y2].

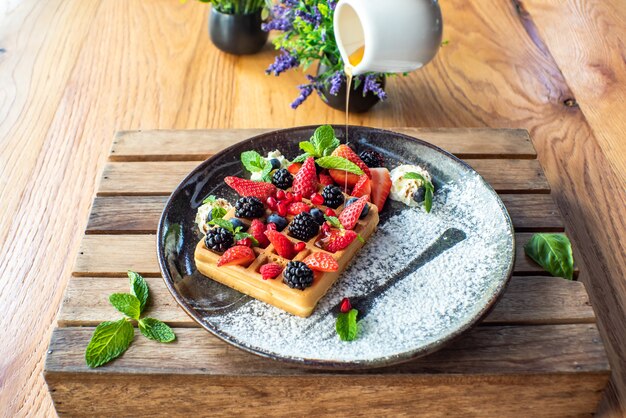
[[157, 126, 515, 369]]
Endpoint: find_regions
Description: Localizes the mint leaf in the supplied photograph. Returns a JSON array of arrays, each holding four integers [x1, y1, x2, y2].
[[241, 150, 267, 173], [404, 172, 434, 213], [292, 153, 310, 163], [234, 231, 259, 246], [311, 125, 337, 156], [524, 233, 574, 280], [127, 271, 149, 312], [209, 218, 234, 232], [424, 188, 433, 213], [323, 138, 341, 156], [85, 319, 134, 368], [211, 206, 227, 221], [315, 156, 363, 175], [299, 141, 317, 156], [336, 308, 358, 341], [260, 162, 273, 182], [202, 195, 216, 204], [324, 215, 343, 229], [109, 293, 141, 320], [138, 318, 176, 343]]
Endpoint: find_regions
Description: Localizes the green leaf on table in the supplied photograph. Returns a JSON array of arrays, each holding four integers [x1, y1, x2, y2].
[[315, 156, 363, 175], [85, 319, 134, 368], [138, 318, 176, 343], [336, 308, 359, 341], [404, 172, 435, 213], [524, 233, 574, 280], [109, 293, 141, 320], [127, 270, 149, 312]]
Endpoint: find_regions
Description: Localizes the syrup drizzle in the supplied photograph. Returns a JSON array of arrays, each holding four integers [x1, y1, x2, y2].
[[343, 45, 365, 192]]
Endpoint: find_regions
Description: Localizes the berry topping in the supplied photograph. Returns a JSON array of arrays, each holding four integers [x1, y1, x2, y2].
[[322, 228, 358, 253], [412, 186, 426, 203], [277, 200, 288, 217], [369, 167, 392, 210], [328, 169, 361, 189], [235, 197, 265, 219], [260, 263, 282, 280], [338, 195, 368, 229], [292, 192, 302, 202], [325, 208, 336, 217], [266, 222, 277, 231], [359, 150, 385, 168], [292, 157, 318, 198], [276, 189, 286, 200], [345, 197, 370, 219], [285, 192, 294, 202], [294, 242, 306, 252], [205, 227, 234, 253], [339, 297, 352, 313], [289, 212, 320, 241], [265, 230, 296, 259], [318, 173, 335, 187], [249, 219, 270, 247], [310, 193, 325, 206], [229, 218, 247, 232], [266, 196, 277, 210], [225, 176, 276, 200], [331, 145, 371, 178], [287, 202, 311, 216], [236, 237, 252, 247], [351, 174, 371, 199], [309, 208, 325, 225], [303, 252, 339, 272], [287, 162, 302, 175], [269, 158, 281, 170], [321, 185, 345, 209], [266, 213, 288, 232], [217, 245, 255, 267], [283, 261, 314, 290]]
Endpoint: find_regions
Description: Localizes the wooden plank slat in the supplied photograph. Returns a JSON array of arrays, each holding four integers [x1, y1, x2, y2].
[[110, 128, 537, 161], [85, 194, 564, 234], [57, 276, 595, 328], [97, 159, 550, 196]]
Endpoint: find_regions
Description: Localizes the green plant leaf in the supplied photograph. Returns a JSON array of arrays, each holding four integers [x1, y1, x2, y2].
[[109, 293, 141, 320], [524, 233, 574, 280], [311, 125, 337, 156], [202, 195, 216, 204], [85, 319, 134, 368], [260, 163, 273, 182], [315, 156, 363, 175], [292, 153, 310, 163], [127, 271, 149, 312], [209, 217, 234, 232], [211, 206, 228, 221], [424, 188, 433, 213], [324, 215, 343, 229], [299, 141, 317, 156], [138, 318, 176, 343], [404, 172, 434, 213], [234, 231, 259, 246], [241, 150, 267, 173], [336, 308, 358, 341]]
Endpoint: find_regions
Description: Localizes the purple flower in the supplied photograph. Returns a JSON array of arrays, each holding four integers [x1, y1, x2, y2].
[[328, 71, 344, 95], [328, 0, 337, 10], [262, 4, 294, 32], [266, 49, 299, 76], [295, 6, 322, 28], [291, 84, 314, 109], [362, 74, 387, 100]]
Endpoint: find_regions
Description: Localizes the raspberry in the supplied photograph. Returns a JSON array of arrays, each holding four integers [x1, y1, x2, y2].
[[260, 263, 283, 280]]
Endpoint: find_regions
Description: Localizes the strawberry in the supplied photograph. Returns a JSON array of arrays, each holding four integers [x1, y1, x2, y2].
[[249, 219, 270, 247], [303, 252, 339, 272], [351, 174, 371, 198], [338, 195, 368, 229], [287, 162, 302, 175], [328, 169, 361, 190], [260, 263, 282, 280], [292, 157, 318, 198], [331, 145, 371, 178], [288, 202, 311, 215], [224, 176, 276, 200], [236, 238, 252, 247], [294, 242, 306, 252], [217, 245, 255, 267], [369, 167, 392, 210], [318, 173, 335, 187], [265, 230, 296, 259], [322, 228, 358, 253]]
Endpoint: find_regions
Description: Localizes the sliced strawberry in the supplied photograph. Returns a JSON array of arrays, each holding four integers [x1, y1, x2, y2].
[[338, 195, 368, 229], [224, 177, 276, 200], [322, 228, 358, 253], [260, 263, 282, 280], [318, 173, 335, 187], [249, 219, 270, 247], [303, 252, 339, 272], [217, 245, 255, 267], [328, 169, 361, 190], [265, 230, 296, 259], [369, 167, 392, 211], [331, 144, 371, 178], [351, 174, 371, 198], [288, 202, 311, 215], [292, 157, 318, 198], [287, 162, 302, 175]]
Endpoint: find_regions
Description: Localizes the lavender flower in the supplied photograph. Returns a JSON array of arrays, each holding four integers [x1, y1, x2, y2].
[[328, 71, 344, 95], [291, 84, 314, 109], [362, 74, 388, 100], [294, 6, 322, 28], [266, 49, 299, 76]]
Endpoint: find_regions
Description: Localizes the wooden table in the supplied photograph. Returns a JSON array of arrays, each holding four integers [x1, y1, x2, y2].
[[1, 0, 625, 416], [43, 128, 608, 416]]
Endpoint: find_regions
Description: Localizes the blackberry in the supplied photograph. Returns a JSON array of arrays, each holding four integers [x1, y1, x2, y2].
[[283, 261, 314, 290], [359, 150, 384, 168], [235, 197, 265, 219], [346, 197, 370, 219], [289, 212, 320, 241], [205, 227, 234, 253], [321, 185, 344, 209], [272, 168, 293, 190]]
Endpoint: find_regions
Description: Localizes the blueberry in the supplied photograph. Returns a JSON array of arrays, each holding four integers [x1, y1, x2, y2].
[[310, 208, 325, 225], [266, 213, 288, 231], [412, 187, 426, 204], [345, 197, 369, 219], [269, 158, 281, 170], [230, 218, 248, 232]]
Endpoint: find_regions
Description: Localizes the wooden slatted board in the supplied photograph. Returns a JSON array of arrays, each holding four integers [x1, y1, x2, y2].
[[44, 128, 609, 417]]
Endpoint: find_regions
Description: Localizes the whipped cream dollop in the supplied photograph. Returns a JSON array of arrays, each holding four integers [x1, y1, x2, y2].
[[250, 150, 290, 181], [389, 164, 432, 207], [195, 198, 233, 234]]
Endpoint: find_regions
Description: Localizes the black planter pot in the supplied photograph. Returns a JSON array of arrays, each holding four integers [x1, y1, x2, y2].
[[317, 65, 386, 113], [209, 8, 268, 55]]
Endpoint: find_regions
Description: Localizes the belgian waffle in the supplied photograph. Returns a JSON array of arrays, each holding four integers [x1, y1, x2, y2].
[[194, 189, 379, 317]]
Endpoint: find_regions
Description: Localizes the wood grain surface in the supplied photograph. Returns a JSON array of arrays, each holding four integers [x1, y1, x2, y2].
[[1, 0, 625, 416]]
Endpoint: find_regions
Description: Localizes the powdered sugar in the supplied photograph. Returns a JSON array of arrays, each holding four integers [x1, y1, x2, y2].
[[204, 172, 513, 364]]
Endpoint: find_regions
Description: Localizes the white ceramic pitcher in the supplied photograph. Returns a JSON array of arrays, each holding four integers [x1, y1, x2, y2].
[[333, 0, 443, 75]]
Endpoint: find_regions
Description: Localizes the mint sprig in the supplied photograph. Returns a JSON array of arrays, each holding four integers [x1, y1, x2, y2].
[[403, 172, 435, 213], [85, 271, 176, 368], [293, 125, 340, 161], [315, 156, 363, 175], [202, 195, 217, 205], [209, 218, 259, 246], [336, 308, 359, 341], [241, 150, 273, 182]]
